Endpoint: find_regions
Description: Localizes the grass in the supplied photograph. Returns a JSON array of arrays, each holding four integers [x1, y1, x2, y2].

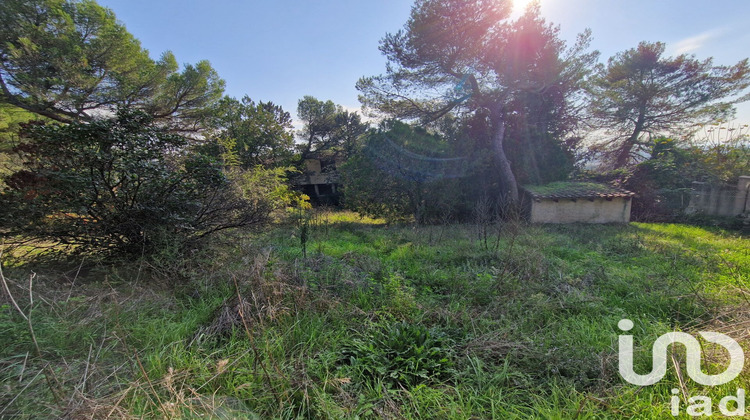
[[1, 210, 748, 418]]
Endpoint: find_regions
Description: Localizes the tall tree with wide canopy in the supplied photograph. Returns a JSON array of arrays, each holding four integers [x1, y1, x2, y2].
[[587, 41, 750, 168], [209, 96, 295, 168], [0, 0, 224, 131], [334, 110, 369, 160], [296, 95, 368, 160], [357, 1, 597, 203]]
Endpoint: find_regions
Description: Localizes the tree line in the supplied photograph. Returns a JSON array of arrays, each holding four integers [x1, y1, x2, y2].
[[353, 0, 749, 221], [1, 0, 749, 256]]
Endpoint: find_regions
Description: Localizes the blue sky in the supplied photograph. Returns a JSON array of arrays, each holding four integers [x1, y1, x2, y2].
[[97, 0, 750, 126]]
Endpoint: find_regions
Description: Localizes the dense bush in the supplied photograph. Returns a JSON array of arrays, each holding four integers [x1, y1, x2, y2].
[[622, 138, 698, 221], [0, 109, 290, 256], [340, 121, 471, 223]]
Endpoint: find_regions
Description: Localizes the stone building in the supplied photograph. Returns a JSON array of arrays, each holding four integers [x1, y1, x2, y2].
[[521, 182, 635, 224]]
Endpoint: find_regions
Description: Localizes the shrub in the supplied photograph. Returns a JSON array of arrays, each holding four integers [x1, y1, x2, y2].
[[0, 109, 286, 256], [340, 121, 468, 223]]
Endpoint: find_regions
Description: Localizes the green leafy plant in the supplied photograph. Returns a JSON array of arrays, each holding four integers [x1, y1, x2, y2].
[[381, 272, 418, 318], [341, 322, 454, 388]]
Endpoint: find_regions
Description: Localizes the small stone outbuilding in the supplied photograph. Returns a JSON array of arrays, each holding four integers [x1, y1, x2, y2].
[[521, 182, 635, 224]]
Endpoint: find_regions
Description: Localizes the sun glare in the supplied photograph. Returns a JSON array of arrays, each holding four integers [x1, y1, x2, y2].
[[511, 0, 537, 15]]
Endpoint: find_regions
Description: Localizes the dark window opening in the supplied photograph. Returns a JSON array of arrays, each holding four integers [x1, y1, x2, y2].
[[317, 184, 333, 195], [301, 185, 316, 197]]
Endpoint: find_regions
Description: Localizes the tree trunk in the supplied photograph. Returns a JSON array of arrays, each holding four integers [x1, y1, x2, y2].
[[615, 107, 647, 168], [615, 133, 639, 168], [490, 107, 519, 205], [410, 183, 426, 224]]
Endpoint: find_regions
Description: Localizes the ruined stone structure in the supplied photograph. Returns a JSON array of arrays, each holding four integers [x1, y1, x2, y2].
[[295, 158, 341, 205]]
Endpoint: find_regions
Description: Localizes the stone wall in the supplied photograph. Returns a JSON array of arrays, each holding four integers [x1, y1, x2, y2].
[[687, 176, 750, 217]]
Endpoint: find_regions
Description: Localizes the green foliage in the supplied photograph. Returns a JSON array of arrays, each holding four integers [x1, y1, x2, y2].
[[0, 103, 39, 185], [341, 120, 466, 223], [506, 126, 574, 186], [586, 134, 750, 222], [358, 2, 598, 204], [339, 156, 411, 223], [687, 124, 750, 184], [206, 96, 295, 168], [296, 95, 368, 160], [0, 0, 224, 129], [146, 59, 225, 131], [234, 165, 309, 211], [0, 109, 281, 256], [341, 321, 454, 388], [380, 272, 418, 318], [0, 103, 37, 147], [524, 181, 616, 195], [587, 41, 750, 168]]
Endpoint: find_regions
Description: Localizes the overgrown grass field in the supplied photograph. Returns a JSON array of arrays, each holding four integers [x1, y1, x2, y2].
[[1, 211, 748, 418]]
